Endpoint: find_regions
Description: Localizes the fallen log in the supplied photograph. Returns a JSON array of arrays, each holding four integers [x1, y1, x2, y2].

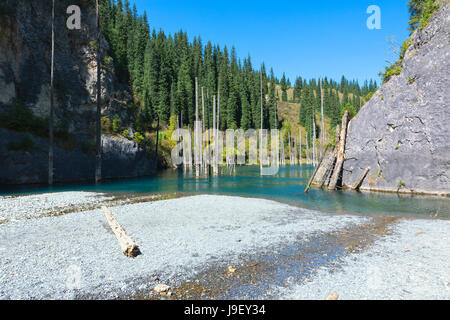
[[304, 145, 329, 193], [314, 125, 340, 188], [352, 167, 370, 190], [102, 206, 140, 258], [328, 111, 349, 190]]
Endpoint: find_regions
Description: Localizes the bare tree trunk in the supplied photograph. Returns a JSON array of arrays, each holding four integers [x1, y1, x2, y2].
[[48, 0, 55, 186], [102, 206, 139, 257], [201, 87, 206, 174], [260, 71, 263, 173], [217, 90, 220, 173], [328, 111, 349, 190], [155, 115, 160, 170], [320, 78, 326, 152], [306, 132, 310, 165], [95, 0, 102, 183], [206, 88, 211, 175], [213, 95, 218, 175], [299, 128, 302, 166], [352, 167, 370, 190], [305, 145, 329, 193], [195, 77, 200, 177]]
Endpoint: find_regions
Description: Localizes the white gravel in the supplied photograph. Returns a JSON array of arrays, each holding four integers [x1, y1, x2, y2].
[[0, 192, 114, 223], [271, 219, 450, 300], [0, 194, 367, 300]]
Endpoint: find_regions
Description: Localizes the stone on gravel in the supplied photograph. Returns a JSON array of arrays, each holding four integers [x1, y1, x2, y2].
[[153, 284, 170, 293]]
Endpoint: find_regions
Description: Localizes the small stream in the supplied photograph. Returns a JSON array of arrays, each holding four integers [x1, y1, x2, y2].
[[1, 165, 449, 219]]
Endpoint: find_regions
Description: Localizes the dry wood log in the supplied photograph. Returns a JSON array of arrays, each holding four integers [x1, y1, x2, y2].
[[328, 111, 350, 190], [304, 145, 329, 193], [352, 167, 370, 190], [102, 206, 139, 258]]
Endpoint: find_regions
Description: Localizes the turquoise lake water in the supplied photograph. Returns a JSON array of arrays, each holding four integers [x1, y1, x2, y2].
[[1, 165, 449, 218]]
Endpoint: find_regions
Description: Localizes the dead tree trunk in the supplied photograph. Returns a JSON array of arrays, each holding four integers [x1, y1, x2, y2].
[[95, 0, 102, 183], [48, 0, 55, 186], [195, 77, 200, 177], [352, 167, 370, 190], [102, 206, 139, 257], [260, 71, 263, 173], [299, 128, 302, 166], [155, 115, 160, 170], [318, 125, 340, 188], [305, 145, 329, 193], [328, 111, 349, 190]]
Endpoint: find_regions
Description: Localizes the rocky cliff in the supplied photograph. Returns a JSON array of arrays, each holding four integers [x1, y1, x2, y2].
[[0, 0, 156, 184], [342, 3, 450, 196]]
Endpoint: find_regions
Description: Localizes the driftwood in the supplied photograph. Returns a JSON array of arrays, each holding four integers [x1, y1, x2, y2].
[[304, 145, 329, 193], [328, 111, 349, 190], [102, 206, 139, 258], [352, 167, 370, 190]]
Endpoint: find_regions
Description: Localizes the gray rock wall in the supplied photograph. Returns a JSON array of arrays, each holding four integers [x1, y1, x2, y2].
[[0, 1, 156, 185], [0, 129, 156, 184], [343, 4, 450, 195]]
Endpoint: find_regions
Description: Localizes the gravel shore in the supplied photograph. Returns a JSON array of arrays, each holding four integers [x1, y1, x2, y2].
[[0, 192, 114, 223], [0, 192, 448, 300], [269, 219, 450, 300]]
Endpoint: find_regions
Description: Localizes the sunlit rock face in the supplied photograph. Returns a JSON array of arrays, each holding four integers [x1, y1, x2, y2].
[[343, 4, 450, 195], [0, 1, 155, 184]]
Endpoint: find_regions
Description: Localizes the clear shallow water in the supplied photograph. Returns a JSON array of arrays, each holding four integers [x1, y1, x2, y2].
[[1, 165, 449, 218]]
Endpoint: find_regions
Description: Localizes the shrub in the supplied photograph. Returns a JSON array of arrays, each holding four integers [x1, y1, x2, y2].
[[133, 132, 145, 145], [419, 0, 439, 30], [380, 64, 403, 84], [112, 116, 121, 134], [363, 92, 375, 104], [122, 129, 130, 138], [341, 103, 357, 120], [399, 39, 412, 61], [101, 116, 112, 133]]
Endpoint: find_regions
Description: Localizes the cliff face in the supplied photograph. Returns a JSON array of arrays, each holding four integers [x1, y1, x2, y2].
[[0, 0, 156, 184], [343, 3, 450, 195]]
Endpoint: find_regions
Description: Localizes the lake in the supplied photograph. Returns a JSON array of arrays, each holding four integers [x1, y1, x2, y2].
[[1, 165, 449, 219]]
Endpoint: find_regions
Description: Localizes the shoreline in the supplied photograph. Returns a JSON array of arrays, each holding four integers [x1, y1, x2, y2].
[[0, 192, 449, 300]]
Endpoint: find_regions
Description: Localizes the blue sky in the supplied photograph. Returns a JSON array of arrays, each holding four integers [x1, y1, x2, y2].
[[132, 0, 410, 85]]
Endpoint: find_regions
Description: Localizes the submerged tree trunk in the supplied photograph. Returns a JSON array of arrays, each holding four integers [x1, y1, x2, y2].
[[195, 77, 200, 177], [352, 167, 371, 190], [328, 111, 349, 190], [155, 115, 160, 170], [95, 0, 102, 183], [299, 128, 302, 166], [48, 0, 55, 186], [260, 71, 263, 173]]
